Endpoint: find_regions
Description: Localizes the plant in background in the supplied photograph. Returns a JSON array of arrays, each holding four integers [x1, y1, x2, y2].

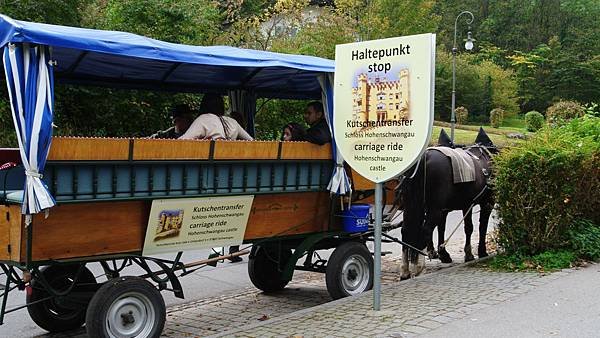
[[489, 108, 505, 128], [585, 102, 599, 117], [545, 100, 585, 126], [454, 106, 468, 125], [568, 219, 600, 261], [524, 110, 544, 131]]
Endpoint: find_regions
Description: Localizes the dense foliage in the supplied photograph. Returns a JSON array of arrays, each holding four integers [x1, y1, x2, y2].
[[454, 106, 468, 125], [1, 0, 600, 144], [545, 100, 585, 126], [494, 116, 600, 255], [489, 108, 504, 128], [524, 111, 544, 132]]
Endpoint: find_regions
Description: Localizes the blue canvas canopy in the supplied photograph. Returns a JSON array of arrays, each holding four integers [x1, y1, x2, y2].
[[0, 15, 352, 215], [0, 15, 333, 99]]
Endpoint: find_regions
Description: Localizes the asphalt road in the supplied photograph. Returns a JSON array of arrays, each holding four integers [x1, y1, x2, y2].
[[0, 208, 496, 337]]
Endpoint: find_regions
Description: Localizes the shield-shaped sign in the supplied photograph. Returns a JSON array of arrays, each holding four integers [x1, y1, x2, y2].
[[334, 34, 436, 183]]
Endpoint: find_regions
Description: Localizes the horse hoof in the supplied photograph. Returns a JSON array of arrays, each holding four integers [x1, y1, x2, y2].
[[428, 250, 439, 259], [478, 251, 489, 258], [400, 274, 411, 281], [464, 253, 475, 262], [439, 252, 453, 264]]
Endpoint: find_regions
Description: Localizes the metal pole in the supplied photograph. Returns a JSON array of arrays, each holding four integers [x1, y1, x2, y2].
[[373, 182, 383, 310], [451, 47, 457, 143], [450, 11, 474, 144]]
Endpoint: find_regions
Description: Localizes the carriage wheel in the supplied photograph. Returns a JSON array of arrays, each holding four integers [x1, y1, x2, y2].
[[248, 245, 292, 292], [326, 241, 373, 300], [27, 264, 97, 333], [85, 276, 165, 338]]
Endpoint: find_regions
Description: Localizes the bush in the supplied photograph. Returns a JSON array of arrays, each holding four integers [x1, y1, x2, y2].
[[494, 116, 600, 255], [546, 100, 585, 125], [524, 111, 544, 132], [454, 106, 468, 124], [489, 108, 505, 128], [568, 219, 600, 261]]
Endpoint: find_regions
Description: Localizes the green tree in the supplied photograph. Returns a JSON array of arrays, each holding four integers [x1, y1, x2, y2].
[[86, 0, 223, 44], [0, 0, 88, 25]]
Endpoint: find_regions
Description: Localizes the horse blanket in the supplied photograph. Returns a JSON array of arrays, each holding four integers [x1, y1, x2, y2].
[[429, 147, 476, 183]]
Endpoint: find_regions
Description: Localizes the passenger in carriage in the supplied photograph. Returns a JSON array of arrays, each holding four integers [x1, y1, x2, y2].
[[179, 93, 253, 141], [149, 104, 195, 139], [282, 122, 306, 141], [303, 101, 331, 145]]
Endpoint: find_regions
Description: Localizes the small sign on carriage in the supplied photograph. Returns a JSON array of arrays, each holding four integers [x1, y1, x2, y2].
[[142, 195, 254, 255], [334, 34, 436, 182]]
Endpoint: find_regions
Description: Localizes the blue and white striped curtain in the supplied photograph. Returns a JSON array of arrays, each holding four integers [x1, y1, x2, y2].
[[3, 43, 56, 216], [319, 74, 351, 196]]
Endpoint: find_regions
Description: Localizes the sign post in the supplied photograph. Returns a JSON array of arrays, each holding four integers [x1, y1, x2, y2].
[[334, 33, 436, 310]]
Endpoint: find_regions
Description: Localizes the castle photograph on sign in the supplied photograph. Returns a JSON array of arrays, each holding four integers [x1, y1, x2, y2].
[[351, 69, 411, 132], [154, 209, 184, 241]]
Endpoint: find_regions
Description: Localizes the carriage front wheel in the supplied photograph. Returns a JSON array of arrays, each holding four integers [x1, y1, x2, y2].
[[85, 276, 165, 338], [248, 245, 292, 292], [326, 241, 373, 300]]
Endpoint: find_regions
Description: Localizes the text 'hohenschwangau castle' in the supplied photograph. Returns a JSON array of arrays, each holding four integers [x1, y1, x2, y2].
[[352, 70, 410, 125]]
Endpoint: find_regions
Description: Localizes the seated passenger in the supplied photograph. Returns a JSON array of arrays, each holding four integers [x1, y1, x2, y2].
[[149, 104, 195, 139], [282, 122, 306, 141], [303, 101, 331, 145], [179, 94, 253, 140]]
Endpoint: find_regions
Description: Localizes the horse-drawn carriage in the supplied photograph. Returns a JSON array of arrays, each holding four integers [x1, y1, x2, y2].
[[0, 15, 499, 338], [0, 15, 402, 337]]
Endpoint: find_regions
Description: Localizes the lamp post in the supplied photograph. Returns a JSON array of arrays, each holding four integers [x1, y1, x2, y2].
[[450, 11, 475, 143]]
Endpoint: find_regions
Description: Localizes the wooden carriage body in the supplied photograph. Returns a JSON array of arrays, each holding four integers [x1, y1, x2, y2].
[[1, 138, 332, 263], [0, 137, 377, 265]]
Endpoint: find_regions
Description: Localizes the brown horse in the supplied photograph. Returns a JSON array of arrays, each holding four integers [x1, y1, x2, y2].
[[398, 128, 496, 279]]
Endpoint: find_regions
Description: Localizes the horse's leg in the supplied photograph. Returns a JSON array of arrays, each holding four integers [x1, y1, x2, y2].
[[425, 209, 451, 263], [463, 208, 475, 262], [437, 211, 452, 263], [478, 201, 493, 258], [427, 236, 438, 259], [414, 251, 426, 276], [400, 246, 411, 280]]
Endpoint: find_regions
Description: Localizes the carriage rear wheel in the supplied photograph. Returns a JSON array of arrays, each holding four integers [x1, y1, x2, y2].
[[326, 241, 373, 300], [27, 264, 97, 333], [248, 245, 292, 292], [85, 276, 165, 338]]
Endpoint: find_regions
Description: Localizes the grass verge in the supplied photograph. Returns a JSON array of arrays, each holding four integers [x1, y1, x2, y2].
[[481, 250, 577, 273]]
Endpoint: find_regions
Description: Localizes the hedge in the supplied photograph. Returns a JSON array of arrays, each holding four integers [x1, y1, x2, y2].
[[494, 115, 600, 254]]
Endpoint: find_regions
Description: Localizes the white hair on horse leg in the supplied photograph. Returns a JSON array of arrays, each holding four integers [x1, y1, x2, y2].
[[415, 254, 426, 276], [400, 247, 410, 279]]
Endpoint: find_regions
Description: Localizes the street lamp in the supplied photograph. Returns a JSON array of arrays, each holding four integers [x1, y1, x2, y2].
[[450, 11, 475, 144]]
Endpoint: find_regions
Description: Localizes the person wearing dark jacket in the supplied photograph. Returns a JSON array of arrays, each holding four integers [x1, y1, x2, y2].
[[303, 101, 331, 145]]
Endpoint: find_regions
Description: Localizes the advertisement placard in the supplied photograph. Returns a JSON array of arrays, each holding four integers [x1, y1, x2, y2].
[[142, 196, 254, 255], [334, 34, 436, 182]]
